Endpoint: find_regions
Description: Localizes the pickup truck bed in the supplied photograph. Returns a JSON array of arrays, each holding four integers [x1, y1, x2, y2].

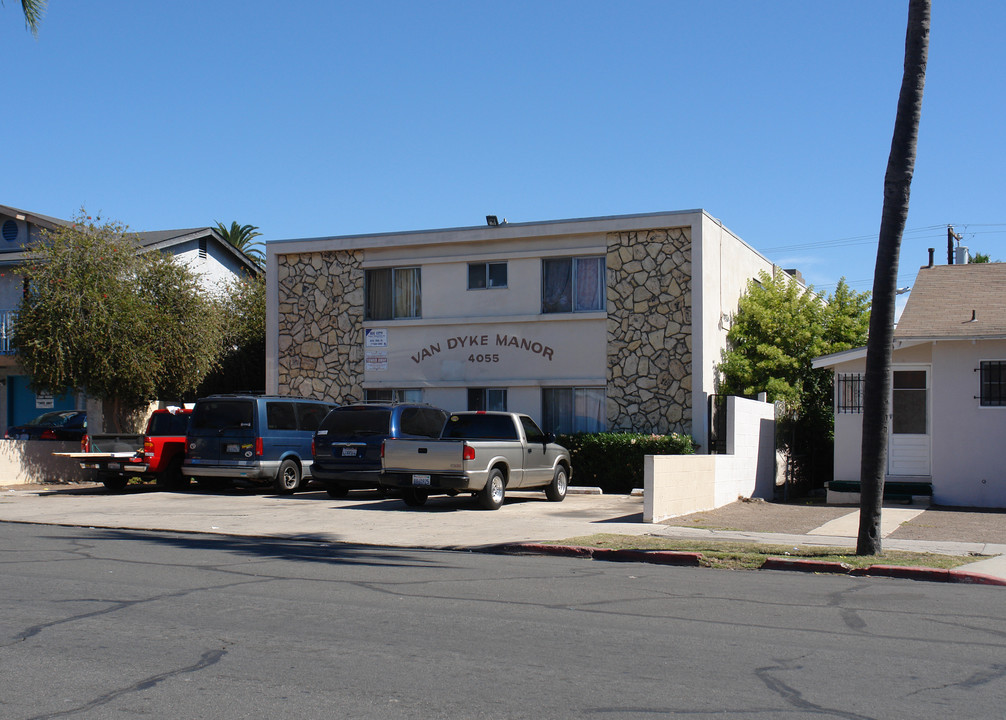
[[380, 412, 570, 510]]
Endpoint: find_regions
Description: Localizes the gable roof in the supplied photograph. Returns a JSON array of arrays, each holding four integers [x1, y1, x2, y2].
[[0, 205, 260, 275], [895, 263, 1006, 340]]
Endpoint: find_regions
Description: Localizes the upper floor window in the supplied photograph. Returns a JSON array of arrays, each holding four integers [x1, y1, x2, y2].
[[468, 262, 507, 290], [542, 256, 605, 313], [365, 267, 421, 320], [980, 361, 1006, 407]]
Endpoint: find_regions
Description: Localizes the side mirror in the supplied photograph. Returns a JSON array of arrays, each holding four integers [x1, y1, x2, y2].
[[545, 432, 555, 444]]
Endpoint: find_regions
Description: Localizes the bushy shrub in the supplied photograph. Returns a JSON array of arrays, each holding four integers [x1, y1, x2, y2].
[[556, 432, 695, 494]]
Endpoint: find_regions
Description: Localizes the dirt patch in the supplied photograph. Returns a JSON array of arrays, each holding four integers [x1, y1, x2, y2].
[[660, 499, 854, 535]]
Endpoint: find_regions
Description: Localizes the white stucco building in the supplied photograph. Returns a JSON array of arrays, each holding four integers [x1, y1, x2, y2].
[[0, 204, 260, 432], [815, 261, 1006, 508], [267, 210, 790, 451]]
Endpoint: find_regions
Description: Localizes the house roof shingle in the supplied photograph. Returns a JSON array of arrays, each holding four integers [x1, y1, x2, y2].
[[895, 263, 1006, 340]]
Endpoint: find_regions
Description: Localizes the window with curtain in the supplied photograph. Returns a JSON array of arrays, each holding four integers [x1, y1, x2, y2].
[[365, 267, 421, 320], [468, 388, 507, 412], [542, 256, 605, 313], [541, 387, 606, 434]]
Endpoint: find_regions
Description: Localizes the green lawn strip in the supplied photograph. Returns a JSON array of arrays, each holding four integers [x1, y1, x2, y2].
[[550, 533, 987, 571]]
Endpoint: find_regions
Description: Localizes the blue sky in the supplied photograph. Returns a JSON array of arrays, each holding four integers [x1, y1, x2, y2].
[[6, 1, 1004, 300]]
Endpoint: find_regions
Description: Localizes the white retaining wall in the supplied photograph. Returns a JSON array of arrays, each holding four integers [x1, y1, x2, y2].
[[644, 396, 776, 522]]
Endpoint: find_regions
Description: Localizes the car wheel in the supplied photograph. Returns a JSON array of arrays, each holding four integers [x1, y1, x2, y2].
[[156, 458, 189, 491], [274, 459, 301, 495], [545, 465, 568, 502], [326, 484, 349, 499], [101, 474, 128, 493], [402, 489, 428, 507], [478, 468, 506, 510]]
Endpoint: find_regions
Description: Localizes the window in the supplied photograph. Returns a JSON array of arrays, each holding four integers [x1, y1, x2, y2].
[[400, 407, 449, 437], [541, 387, 606, 434], [835, 373, 864, 414], [468, 262, 507, 290], [468, 388, 507, 412], [542, 256, 605, 313], [266, 402, 298, 430], [296, 403, 331, 431], [980, 361, 1006, 406], [365, 388, 423, 403], [519, 415, 546, 444], [365, 267, 421, 320], [892, 370, 927, 434]]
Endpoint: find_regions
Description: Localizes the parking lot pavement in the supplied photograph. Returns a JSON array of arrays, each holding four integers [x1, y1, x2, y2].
[[1, 483, 1004, 579]]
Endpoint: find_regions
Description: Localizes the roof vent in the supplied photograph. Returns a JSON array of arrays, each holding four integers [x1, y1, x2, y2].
[[2, 220, 18, 243]]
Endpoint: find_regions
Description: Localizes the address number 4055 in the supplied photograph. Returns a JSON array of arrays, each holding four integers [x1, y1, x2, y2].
[[468, 353, 500, 363]]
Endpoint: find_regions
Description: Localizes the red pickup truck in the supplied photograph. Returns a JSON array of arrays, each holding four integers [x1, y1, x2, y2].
[[76, 407, 191, 492]]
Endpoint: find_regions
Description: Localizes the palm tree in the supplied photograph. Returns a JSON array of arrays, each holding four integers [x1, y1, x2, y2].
[[215, 221, 264, 267], [857, 0, 930, 555], [9, 0, 46, 37]]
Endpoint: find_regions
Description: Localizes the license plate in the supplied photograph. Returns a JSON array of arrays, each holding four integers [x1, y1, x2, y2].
[[412, 474, 431, 486], [341, 447, 358, 457], [226, 444, 239, 453], [108, 462, 120, 470]]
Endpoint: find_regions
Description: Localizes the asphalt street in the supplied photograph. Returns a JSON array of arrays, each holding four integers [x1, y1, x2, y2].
[[2, 522, 1005, 719]]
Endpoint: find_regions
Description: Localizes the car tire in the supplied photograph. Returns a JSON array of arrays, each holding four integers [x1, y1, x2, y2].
[[402, 489, 428, 507], [274, 459, 301, 495], [326, 484, 350, 499], [478, 468, 506, 510], [545, 465, 568, 502], [100, 474, 128, 493], [156, 458, 189, 491]]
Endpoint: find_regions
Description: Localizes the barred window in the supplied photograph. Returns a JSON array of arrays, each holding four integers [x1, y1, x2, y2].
[[836, 373, 864, 414], [980, 361, 1006, 406]]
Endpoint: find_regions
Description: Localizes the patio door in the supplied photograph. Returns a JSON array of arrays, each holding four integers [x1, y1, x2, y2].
[[888, 367, 931, 476]]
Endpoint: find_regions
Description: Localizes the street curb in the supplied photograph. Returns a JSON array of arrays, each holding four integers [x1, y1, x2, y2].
[[494, 543, 702, 566], [490, 543, 1006, 586], [762, 557, 852, 574]]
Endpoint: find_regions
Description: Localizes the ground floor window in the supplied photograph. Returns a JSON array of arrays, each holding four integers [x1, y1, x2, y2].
[[835, 373, 864, 413], [468, 388, 507, 412], [980, 360, 1006, 406], [365, 388, 423, 403], [541, 387, 605, 434]]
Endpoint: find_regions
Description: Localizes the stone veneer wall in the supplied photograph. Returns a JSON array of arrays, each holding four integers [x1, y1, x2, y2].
[[606, 228, 692, 435], [276, 250, 365, 402]]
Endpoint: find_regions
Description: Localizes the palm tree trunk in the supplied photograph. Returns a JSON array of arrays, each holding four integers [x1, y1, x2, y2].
[[858, 0, 930, 555]]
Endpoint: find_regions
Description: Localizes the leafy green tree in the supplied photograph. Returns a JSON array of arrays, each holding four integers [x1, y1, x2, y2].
[[971, 252, 992, 263], [718, 271, 870, 486], [858, 0, 929, 555], [197, 272, 265, 395], [6, 0, 45, 36], [13, 212, 223, 430], [215, 221, 265, 266]]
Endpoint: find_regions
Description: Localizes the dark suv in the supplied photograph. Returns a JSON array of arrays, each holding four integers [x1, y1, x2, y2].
[[184, 394, 336, 494], [312, 403, 449, 498]]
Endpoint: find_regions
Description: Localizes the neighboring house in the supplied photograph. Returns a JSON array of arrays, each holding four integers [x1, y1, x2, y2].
[[814, 260, 1006, 508], [0, 204, 260, 433], [266, 210, 796, 451]]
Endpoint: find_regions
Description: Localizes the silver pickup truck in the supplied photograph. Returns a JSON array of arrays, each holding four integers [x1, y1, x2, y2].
[[380, 411, 571, 510]]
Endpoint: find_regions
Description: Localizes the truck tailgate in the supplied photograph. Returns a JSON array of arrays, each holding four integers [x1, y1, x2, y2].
[[382, 438, 465, 474]]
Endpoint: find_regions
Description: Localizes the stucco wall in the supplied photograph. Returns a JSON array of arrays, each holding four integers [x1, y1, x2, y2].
[[931, 340, 1006, 507]]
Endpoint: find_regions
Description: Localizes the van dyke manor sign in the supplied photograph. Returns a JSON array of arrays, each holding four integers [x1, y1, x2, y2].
[[410, 333, 555, 364]]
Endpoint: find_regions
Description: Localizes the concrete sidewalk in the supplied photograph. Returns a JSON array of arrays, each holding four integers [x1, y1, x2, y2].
[[1, 483, 1004, 582]]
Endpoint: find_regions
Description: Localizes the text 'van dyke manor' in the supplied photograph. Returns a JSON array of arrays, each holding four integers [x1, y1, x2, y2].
[[410, 334, 555, 364]]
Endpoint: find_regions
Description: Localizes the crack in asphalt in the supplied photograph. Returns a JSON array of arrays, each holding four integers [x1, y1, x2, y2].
[[25, 646, 228, 720], [754, 658, 877, 719], [906, 663, 1006, 697]]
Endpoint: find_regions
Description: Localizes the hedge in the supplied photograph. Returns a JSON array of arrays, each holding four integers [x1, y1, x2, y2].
[[556, 432, 695, 495]]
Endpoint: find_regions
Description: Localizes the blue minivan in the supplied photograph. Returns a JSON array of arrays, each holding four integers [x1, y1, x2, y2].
[[312, 403, 449, 498], [184, 394, 336, 494]]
